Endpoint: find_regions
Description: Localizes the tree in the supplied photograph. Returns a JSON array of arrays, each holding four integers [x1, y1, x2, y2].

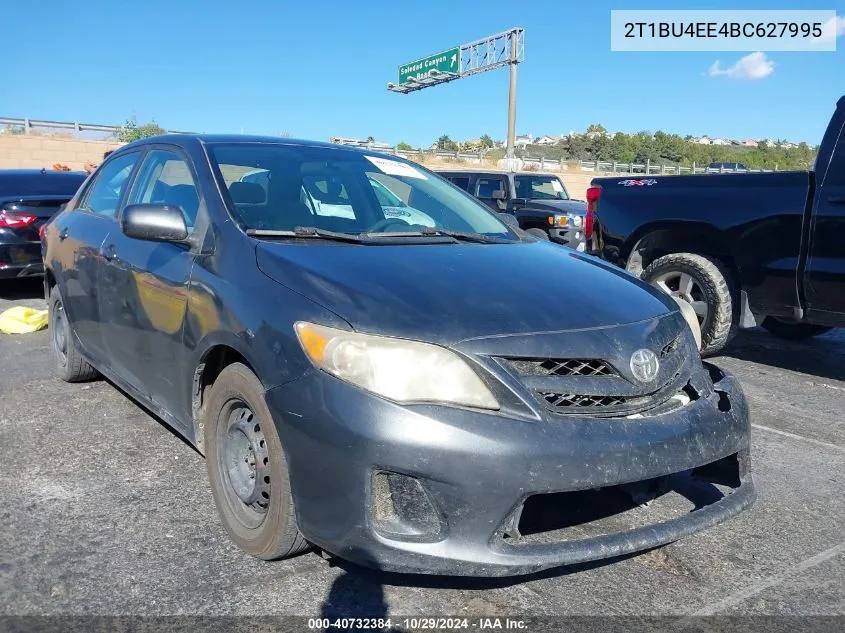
[[479, 134, 494, 149], [436, 134, 458, 151], [366, 136, 375, 143], [563, 134, 590, 160], [116, 115, 165, 143], [396, 141, 413, 151], [586, 123, 607, 135]]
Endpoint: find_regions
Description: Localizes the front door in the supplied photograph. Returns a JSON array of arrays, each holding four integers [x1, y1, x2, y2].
[[474, 175, 508, 212], [804, 115, 845, 321], [98, 148, 202, 425]]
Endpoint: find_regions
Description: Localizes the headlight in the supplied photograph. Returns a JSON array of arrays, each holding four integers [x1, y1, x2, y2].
[[571, 215, 583, 228], [294, 322, 500, 410]]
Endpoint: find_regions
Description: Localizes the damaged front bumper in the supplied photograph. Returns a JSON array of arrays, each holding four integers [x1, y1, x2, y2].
[[266, 363, 754, 577]]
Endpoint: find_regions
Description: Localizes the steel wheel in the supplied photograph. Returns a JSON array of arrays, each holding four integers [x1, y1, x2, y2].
[[52, 299, 68, 366], [650, 271, 709, 325], [217, 401, 271, 529]]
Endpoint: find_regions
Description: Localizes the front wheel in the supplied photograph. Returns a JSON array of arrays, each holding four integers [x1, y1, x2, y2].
[[203, 363, 309, 560], [760, 317, 833, 340], [642, 253, 737, 356]]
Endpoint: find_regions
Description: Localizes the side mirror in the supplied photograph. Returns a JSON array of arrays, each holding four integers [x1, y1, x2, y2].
[[509, 197, 528, 208], [121, 204, 188, 242], [492, 189, 507, 201]]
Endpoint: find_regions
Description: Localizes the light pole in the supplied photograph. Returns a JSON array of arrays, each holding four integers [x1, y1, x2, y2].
[[506, 29, 518, 160]]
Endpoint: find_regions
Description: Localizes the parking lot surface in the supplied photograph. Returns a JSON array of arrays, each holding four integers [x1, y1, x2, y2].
[[1, 278, 843, 619]]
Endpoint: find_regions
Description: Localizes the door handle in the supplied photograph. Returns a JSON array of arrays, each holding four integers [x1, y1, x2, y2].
[[58, 227, 69, 241], [102, 244, 116, 261]]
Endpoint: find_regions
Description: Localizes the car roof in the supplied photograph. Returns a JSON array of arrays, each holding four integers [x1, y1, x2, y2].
[[118, 134, 370, 153], [435, 169, 560, 177]]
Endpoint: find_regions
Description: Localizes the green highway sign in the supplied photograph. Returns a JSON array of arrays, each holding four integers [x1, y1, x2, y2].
[[398, 47, 460, 85]]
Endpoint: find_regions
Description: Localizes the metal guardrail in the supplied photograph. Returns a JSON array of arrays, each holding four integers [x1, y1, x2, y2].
[[333, 141, 782, 175], [576, 160, 778, 175], [0, 116, 192, 136]]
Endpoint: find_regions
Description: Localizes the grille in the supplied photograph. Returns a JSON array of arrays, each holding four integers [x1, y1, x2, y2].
[[539, 392, 627, 408], [506, 358, 615, 377]]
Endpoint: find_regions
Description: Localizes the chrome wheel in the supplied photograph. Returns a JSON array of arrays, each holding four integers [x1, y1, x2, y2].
[[651, 271, 709, 325], [218, 402, 271, 528]]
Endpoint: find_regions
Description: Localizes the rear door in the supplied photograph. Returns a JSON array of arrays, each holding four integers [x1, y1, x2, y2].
[[98, 147, 201, 426], [50, 152, 141, 362], [804, 112, 845, 320]]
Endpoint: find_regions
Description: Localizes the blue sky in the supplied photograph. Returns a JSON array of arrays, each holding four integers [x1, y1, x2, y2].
[[3, 0, 843, 146]]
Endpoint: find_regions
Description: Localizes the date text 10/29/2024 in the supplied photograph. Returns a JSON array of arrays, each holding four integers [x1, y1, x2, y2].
[[307, 617, 528, 630]]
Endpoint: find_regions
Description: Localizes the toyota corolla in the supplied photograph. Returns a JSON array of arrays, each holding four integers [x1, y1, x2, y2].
[[42, 135, 754, 576]]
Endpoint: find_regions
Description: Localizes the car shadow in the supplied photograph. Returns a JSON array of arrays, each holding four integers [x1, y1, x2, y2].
[[0, 278, 43, 301], [719, 327, 845, 383]]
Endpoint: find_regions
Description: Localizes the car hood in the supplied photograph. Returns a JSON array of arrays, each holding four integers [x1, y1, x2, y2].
[[525, 199, 587, 215], [255, 240, 676, 345]]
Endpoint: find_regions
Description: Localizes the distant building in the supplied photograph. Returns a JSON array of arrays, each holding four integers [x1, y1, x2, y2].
[[514, 134, 533, 147], [711, 138, 730, 146], [742, 139, 759, 148], [779, 141, 798, 149], [695, 136, 712, 145], [535, 135, 558, 145]]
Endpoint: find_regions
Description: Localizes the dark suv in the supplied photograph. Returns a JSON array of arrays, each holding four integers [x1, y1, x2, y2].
[[437, 169, 587, 249], [0, 169, 87, 279]]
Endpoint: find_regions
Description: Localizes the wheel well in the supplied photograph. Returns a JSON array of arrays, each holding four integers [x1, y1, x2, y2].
[[44, 268, 56, 300], [191, 345, 257, 453], [626, 229, 736, 280]]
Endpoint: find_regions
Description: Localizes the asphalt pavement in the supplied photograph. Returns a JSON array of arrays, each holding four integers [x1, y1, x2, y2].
[[0, 277, 843, 623]]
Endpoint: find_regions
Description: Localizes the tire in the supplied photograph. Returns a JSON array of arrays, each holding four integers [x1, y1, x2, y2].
[[760, 317, 833, 340], [203, 362, 309, 560], [642, 253, 737, 356], [525, 228, 549, 240], [48, 285, 98, 382]]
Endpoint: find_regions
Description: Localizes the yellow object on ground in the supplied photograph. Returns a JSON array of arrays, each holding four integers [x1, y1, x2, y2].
[[0, 307, 49, 334]]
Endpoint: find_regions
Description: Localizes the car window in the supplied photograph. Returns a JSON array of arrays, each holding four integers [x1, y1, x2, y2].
[[514, 175, 570, 200], [475, 177, 506, 199], [127, 150, 200, 232], [208, 143, 512, 237], [80, 152, 139, 217], [447, 176, 470, 192]]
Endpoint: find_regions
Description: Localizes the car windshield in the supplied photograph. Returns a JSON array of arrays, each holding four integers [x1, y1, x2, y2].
[[514, 175, 569, 201], [208, 143, 516, 240]]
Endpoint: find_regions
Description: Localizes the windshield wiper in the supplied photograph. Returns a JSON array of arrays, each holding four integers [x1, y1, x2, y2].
[[418, 227, 511, 244], [246, 227, 361, 243]]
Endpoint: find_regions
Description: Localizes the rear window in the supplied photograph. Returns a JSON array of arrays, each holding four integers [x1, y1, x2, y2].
[[0, 172, 86, 197]]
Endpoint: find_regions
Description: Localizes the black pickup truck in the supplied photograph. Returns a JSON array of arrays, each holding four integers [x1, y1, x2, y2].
[[437, 169, 587, 249], [588, 95, 844, 355]]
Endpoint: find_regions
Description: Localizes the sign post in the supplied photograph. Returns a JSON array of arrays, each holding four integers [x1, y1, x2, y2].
[[387, 29, 525, 162]]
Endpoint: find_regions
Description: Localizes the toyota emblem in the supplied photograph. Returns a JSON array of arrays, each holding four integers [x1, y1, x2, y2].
[[630, 349, 660, 383]]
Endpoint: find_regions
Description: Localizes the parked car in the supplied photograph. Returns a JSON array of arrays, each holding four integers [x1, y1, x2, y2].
[[437, 169, 587, 249], [43, 136, 753, 576], [589, 95, 845, 355], [0, 169, 87, 279]]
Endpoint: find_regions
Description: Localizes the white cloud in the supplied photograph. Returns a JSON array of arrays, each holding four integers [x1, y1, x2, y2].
[[708, 52, 774, 81], [817, 15, 845, 42]]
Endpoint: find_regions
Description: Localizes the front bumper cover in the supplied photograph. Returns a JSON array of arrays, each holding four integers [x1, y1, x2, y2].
[[265, 362, 753, 577]]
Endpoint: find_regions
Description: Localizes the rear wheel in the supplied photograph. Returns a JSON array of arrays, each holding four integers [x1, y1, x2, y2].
[[761, 317, 833, 340], [49, 285, 98, 382], [203, 363, 309, 560], [642, 253, 737, 356]]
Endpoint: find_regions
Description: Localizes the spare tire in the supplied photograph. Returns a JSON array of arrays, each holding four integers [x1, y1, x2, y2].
[[642, 253, 737, 356]]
